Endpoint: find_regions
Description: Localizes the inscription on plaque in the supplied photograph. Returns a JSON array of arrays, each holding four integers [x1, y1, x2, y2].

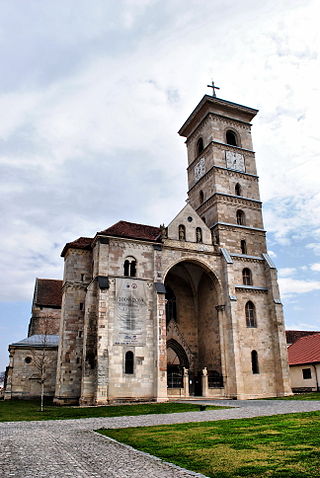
[[114, 278, 147, 345]]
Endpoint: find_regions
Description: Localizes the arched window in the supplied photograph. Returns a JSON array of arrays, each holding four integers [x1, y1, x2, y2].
[[125, 351, 134, 374], [124, 257, 137, 277], [245, 301, 257, 328], [236, 210, 246, 225], [165, 286, 177, 326], [196, 137, 204, 155], [242, 268, 253, 285], [226, 130, 238, 146], [251, 350, 259, 374], [199, 190, 204, 204], [235, 183, 241, 196], [196, 227, 203, 243], [179, 224, 186, 241], [241, 240, 247, 254]]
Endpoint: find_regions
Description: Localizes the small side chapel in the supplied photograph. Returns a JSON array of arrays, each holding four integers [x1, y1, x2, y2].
[[6, 91, 293, 403]]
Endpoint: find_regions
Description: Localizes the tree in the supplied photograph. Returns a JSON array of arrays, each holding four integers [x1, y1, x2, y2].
[[31, 320, 51, 412]]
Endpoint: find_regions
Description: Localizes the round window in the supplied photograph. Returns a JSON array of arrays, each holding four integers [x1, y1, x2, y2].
[[25, 356, 32, 364], [187, 216, 193, 222]]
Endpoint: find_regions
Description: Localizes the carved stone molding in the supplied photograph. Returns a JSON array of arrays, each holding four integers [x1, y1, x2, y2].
[[235, 286, 268, 294], [63, 281, 88, 291]]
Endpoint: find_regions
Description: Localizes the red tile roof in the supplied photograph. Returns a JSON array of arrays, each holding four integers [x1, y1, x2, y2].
[[61, 236, 93, 257], [34, 279, 63, 308], [286, 330, 319, 345], [98, 221, 161, 242], [288, 333, 320, 365]]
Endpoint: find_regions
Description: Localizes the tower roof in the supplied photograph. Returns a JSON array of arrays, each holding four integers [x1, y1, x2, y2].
[[178, 95, 258, 138]]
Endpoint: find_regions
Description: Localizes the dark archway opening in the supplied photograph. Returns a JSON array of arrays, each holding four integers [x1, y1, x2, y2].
[[165, 261, 222, 396]]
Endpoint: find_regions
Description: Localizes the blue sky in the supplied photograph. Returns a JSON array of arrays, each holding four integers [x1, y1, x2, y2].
[[1, 0, 320, 371]]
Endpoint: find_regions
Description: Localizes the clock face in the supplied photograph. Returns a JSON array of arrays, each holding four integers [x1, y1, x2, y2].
[[194, 158, 206, 181], [225, 151, 245, 172]]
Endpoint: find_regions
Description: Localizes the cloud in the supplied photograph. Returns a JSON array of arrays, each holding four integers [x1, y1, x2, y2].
[[278, 277, 320, 298], [278, 268, 296, 277], [310, 263, 320, 272], [306, 243, 320, 255], [0, 0, 320, 308]]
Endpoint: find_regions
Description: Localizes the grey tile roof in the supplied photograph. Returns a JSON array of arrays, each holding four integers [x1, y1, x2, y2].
[[11, 334, 59, 347]]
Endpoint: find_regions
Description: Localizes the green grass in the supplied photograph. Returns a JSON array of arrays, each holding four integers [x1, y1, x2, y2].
[[0, 399, 226, 422], [267, 392, 320, 401], [100, 412, 320, 478]]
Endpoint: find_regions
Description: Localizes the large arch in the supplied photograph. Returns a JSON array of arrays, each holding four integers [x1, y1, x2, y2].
[[164, 260, 222, 396]]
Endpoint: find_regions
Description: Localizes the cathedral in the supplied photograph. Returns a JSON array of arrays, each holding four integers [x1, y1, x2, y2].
[[5, 91, 292, 403]]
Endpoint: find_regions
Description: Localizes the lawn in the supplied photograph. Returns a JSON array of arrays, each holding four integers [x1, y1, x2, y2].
[[100, 412, 320, 478], [268, 392, 320, 401], [0, 399, 226, 422]]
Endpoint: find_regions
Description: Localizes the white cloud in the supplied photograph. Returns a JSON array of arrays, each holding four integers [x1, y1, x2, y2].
[[306, 243, 320, 255], [310, 263, 320, 272], [278, 268, 296, 277], [278, 277, 320, 298]]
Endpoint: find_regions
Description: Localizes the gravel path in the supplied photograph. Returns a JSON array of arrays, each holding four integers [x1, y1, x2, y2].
[[1, 400, 320, 478]]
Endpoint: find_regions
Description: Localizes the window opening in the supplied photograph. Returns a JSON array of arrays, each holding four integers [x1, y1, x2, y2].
[[241, 240, 247, 254], [242, 268, 253, 285], [235, 183, 241, 196], [124, 257, 137, 277], [125, 351, 134, 374], [165, 286, 177, 326], [236, 210, 246, 225], [196, 227, 203, 243], [302, 368, 312, 380], [199, 190, 204, 204], [197, 137, 204, 155], [226, 130, 238, 146], [245, 301, 256, 328], [251, 350, 259, 374], [179, 224, 186, 241]]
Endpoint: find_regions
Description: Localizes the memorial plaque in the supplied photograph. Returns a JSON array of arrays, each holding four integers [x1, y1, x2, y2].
[[114, 278, 147, 345]]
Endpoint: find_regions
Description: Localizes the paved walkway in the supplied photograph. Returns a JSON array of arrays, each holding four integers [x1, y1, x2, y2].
[[1, 400, 320, 478]]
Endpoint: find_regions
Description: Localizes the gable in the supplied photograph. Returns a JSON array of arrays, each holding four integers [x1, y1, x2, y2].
[[166, 203, 212, 244]]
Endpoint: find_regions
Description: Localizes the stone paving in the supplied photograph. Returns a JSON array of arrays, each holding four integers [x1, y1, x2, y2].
[[1, 400, 320, 478]]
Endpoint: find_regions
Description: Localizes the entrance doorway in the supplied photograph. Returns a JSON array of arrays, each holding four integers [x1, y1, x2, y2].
[[165, 260, 222, 396]]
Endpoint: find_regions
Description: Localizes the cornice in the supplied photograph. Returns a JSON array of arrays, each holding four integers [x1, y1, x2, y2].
[[186, 112, 252, 144], [231, 254, 264, 263], [187, 141, 255, 172], [62, 281, 88, 291], [211, 222, 266, 233], [188, 165, 259, 195], [235, 285, 268, 294], [196, 193, 262, 214]]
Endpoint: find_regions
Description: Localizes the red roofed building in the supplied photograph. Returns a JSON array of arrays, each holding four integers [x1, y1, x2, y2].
[[287, 334, 320, 392]]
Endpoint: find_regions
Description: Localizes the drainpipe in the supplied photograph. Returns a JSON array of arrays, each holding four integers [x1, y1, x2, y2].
[[312, 364, 319, 392]]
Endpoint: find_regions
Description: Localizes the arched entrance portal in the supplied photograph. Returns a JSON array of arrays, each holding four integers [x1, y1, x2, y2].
[[167, 338, 189, 389], [165, 260, 222, 396]]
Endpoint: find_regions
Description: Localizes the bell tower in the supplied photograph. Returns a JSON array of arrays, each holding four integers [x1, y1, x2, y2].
[[178, 94, 266, 257]]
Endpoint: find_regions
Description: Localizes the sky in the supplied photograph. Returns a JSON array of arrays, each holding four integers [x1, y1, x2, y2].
[[0, 0, 320, 371]]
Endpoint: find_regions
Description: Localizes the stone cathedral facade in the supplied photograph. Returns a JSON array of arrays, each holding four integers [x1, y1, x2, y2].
[[6, 93, 292, 403]]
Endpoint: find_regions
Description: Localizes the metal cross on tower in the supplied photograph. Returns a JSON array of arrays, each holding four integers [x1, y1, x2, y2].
[[207, 81, 220, 97]]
